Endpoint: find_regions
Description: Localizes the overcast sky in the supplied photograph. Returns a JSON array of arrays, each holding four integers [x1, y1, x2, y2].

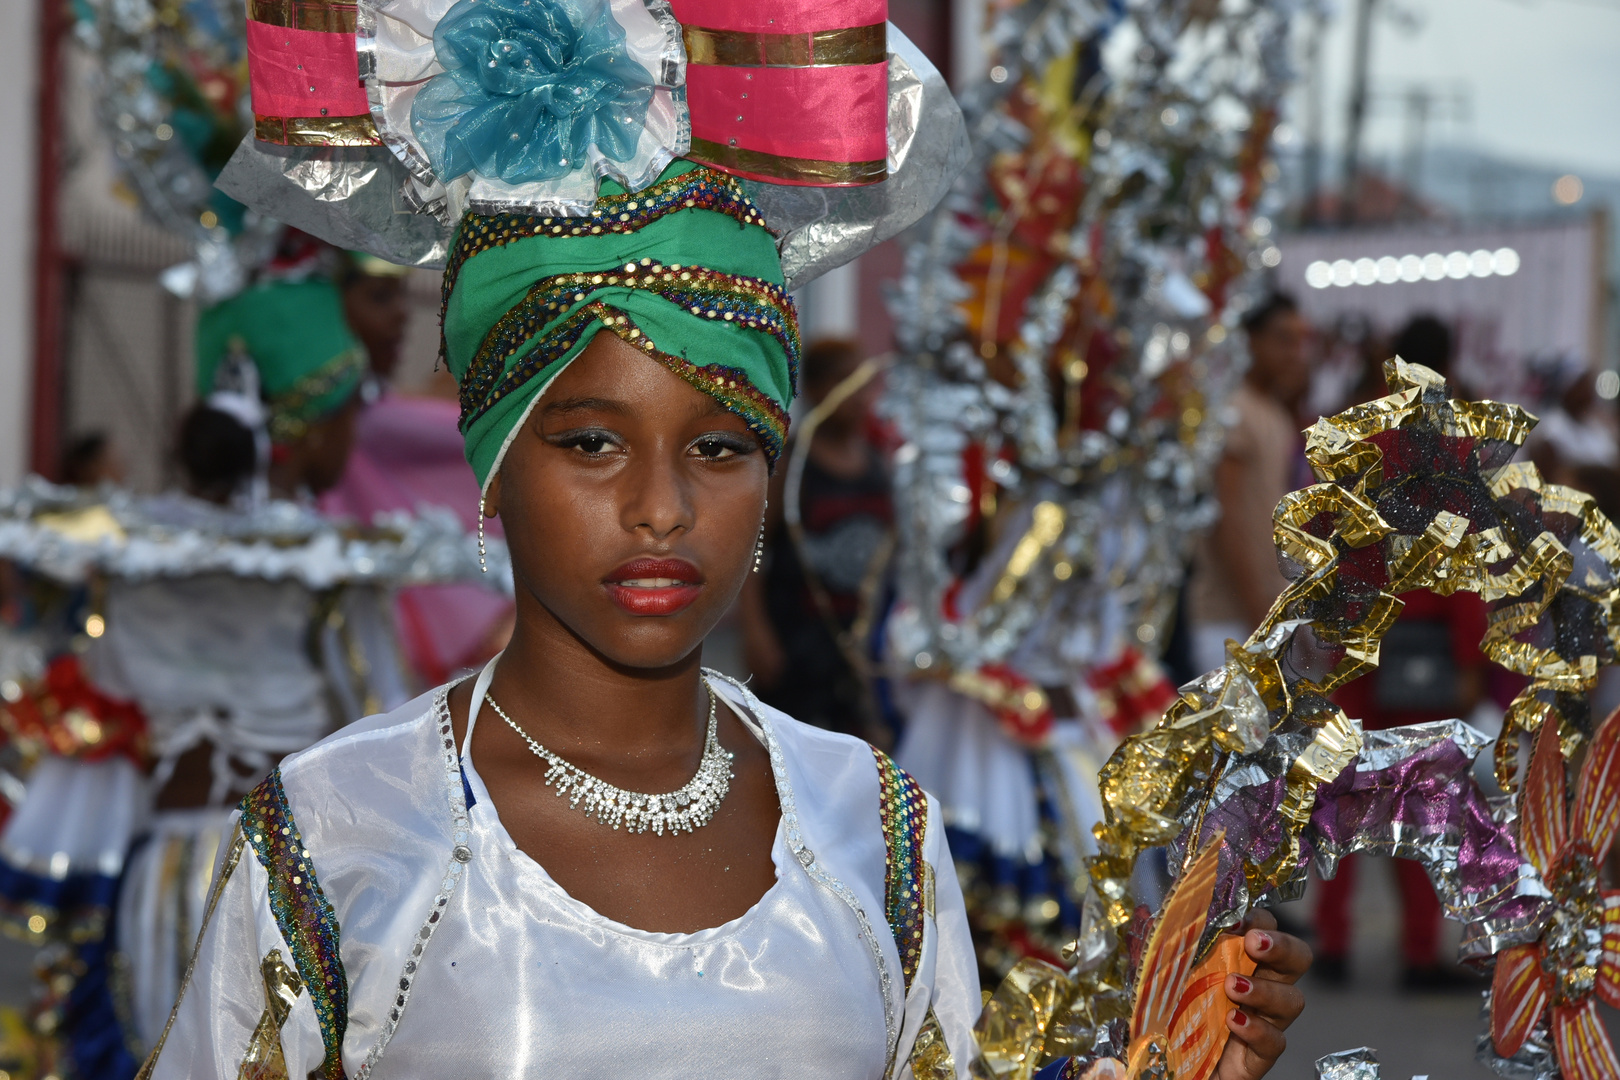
[[1304, 0, 1620, 179]]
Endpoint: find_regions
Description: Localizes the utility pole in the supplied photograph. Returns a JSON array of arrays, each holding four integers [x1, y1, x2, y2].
[[1400, 86, 1431, 205], [30, 0, 67, 479], [1341, 0, 1378, 225], [1300, 8, 1326, 226]]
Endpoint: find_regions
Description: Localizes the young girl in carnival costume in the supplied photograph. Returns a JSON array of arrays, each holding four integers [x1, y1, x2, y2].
[[139, 0, 1309, 1075]]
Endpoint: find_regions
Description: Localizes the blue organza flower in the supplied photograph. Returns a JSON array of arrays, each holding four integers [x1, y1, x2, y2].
[[410, 0, 654, 186]]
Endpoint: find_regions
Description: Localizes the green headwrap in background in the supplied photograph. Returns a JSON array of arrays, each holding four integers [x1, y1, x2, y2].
[[195, 278, 367, 444], [441, 160, 801, 491]]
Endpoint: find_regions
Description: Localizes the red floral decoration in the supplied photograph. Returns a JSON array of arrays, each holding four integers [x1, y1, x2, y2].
[[948, 663, 1057, 746], [0, 656, 148, 765], [1087, 648, 1177, 739], [1490, 708, 1620, 1076]]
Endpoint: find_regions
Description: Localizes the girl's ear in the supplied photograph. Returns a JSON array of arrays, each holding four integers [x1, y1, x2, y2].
[[484, 471, 502, 518]]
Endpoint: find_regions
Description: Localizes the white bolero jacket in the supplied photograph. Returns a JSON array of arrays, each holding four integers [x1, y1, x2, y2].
[[142, 672, 981, 1079]]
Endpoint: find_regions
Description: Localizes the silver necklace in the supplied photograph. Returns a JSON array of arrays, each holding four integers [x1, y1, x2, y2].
[[484, 686, 734, 836]]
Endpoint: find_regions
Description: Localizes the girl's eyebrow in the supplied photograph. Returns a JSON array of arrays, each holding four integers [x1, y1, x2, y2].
[[542, 396, 633, 417]]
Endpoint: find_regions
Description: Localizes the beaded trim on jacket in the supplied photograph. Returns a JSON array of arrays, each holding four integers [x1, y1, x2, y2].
[[872, 746, 930, 992], [240, 770, 350, 1080]]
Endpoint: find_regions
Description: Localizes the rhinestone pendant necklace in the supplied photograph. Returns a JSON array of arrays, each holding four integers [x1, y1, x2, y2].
[[484, 686, 734, 836]]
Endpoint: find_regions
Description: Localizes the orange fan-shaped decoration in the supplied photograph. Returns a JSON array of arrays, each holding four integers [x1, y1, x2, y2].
[[1123, 834, 1255, 1080]]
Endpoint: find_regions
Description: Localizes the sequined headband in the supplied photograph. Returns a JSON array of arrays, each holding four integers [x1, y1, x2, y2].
[[442, 162, 800, 488]]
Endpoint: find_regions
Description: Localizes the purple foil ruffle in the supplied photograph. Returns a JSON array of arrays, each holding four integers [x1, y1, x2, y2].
[[1171, 719, 1550, 961]]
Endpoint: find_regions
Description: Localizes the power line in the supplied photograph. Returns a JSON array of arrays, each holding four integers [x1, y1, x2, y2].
[[1497, 0, 1620, 12]]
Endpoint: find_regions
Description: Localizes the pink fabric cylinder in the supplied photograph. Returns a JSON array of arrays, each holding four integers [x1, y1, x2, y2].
[[668, 0, 884, 34], [687, 63, 888, 163], [246, 20, 369, 117]]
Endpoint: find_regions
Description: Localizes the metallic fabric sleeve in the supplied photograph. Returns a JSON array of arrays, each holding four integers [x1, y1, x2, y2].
[[143, 828, 327, 1080], [913, 792, 981, 1078]]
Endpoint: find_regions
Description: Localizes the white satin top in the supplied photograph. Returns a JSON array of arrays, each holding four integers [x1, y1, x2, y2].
[[148, 670, 981, 1079]]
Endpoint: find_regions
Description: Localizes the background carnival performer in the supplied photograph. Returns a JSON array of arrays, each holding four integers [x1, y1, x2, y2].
[[1186, 294, 1314, 673], [0, 277, 497, 1079], [321, 253, 517, 686], [880, 0, 1304, 984], [137, 0, 1308, 1075]]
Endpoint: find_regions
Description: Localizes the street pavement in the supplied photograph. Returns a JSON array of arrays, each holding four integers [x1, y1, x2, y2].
[[1280, 856, 1620, 1078]]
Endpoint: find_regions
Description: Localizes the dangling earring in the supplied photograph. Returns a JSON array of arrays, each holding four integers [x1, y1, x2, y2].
[[753, 499, 767, 574], [478, 495, 488, 574]]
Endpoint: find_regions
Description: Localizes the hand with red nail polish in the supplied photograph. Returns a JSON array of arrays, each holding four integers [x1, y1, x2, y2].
[[1214, 909, 1312, 1080]]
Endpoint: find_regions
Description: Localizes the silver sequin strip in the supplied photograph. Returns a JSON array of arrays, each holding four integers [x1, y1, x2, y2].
[[354, 685, 475, 1079]]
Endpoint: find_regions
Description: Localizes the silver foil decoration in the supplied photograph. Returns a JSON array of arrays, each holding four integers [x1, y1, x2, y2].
[[217, 141, 454, 269], [882, 0, 1306, 693], [1308, 722, 1551, 962], [217, 17, 967, 288], [1315, 1047, 1382, 1080], [883, 0, 1308, 691], [0, 477, 508, 591], [357, 0, 692, 220], [1477, 992, 1559, 1080], [749, 26, 972, 291], [77, 0, 281, 301]]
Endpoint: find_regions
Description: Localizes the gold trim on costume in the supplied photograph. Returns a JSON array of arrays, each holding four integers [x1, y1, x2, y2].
[[688, 137, 886, 186], [136, 829, 248, 1080], [255, 114, 382, 148], [237, 950, 305, 1080], [683, 23, 886, 67], [908, 1008, 958, 1080], [247, 0, 358, 33]]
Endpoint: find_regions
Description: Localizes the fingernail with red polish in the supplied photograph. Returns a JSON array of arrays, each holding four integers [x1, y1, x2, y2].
[[1231, 976, 1252, 995], [1231, 1009, 1248, 1028], [1253, 931, 1273, 951]]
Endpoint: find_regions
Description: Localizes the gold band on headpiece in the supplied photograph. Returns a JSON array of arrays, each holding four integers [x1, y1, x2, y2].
[[688, 137, 886, 186], [247, 0, 358, 32], [255, 114, 381, 148], [682, 23, 887, 68]]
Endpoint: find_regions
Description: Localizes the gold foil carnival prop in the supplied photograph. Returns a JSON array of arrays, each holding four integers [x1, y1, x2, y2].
[[975, 957, 1077, 1079], [975, 360, 1620, 1074], [911, 1010, 961, 1080]]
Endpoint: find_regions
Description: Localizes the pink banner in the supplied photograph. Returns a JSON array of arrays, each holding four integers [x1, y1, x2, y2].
[[687, 62, 887, 163], [246, 19, 368, 118], [669, 0, 884, 35]]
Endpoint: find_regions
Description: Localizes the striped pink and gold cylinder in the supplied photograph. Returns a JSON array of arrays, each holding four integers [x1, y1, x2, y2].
[[247, 0, 381, 146], [670, 0, 889, 187]]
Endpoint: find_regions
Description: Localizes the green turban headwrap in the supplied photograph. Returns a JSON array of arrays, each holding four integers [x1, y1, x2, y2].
[[195, 279, 367, 444], [441, 160, 800, 491]]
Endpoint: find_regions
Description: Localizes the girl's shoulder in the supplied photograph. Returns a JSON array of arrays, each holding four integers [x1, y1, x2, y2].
[[706, 674, 929, 902], [280, 685, 454, 798], [250, 685, 466, 887], [706, 672, 911, 813]]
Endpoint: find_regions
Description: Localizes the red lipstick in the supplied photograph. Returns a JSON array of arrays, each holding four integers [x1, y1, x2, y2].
[[603, 558, 704, 616]]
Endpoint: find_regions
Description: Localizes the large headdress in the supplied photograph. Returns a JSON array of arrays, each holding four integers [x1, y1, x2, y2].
[[223, 0, 968, 487]]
